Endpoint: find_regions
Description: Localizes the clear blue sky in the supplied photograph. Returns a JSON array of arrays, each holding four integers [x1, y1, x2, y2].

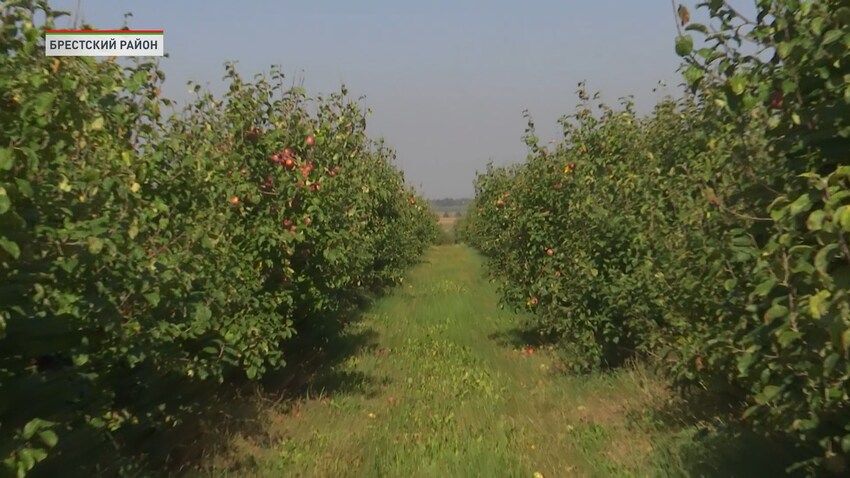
[[48, 0, 715, 198]]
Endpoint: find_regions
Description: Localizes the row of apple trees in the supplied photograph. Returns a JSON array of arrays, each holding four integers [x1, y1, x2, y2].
[[459, 0, 849, 473], [0, 1, 438, 476]]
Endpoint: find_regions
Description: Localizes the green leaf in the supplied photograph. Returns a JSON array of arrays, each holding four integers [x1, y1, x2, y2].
[[90, 116, 105, 131], [15, 178, 33, 198], [762, 385, 781, 401], [815, 244, 838, 275], [0, 186, 9, 214], [753, 278, 777, 297], [87, 237, 104, 254], [683, 66, 704, 88], [789, 244, 813, 255], [22, 420, 41, 440], [0, 147, 12, 170], [57, 257, 78, 273], [728, 75, 747, 95], [737, 351, 756, 375], [832, 166, 850, 180], [810, 16, 824, 35], [19, 447, 35, 471], [788, 193, 812, 216], [144, 291, 161, 307], [58, 176, 72, 192], [28, 448, 48, 462], [127, 70, 148, 93], [836, 206, 850, 231], [776, 42, 793, 59], [33, 92, 55, 116], [21, 419, 54, 441], [822, 29, 843, 45], [807, 210, 825, 231], [323, 248, 340, 262], [685, 23, 709, 34], [777, 330, 801, 347], [0, 237, 20, 259], [742, 404, 760, 419], [37, 430, 58, 448], [193, 303, 212, 323], [824, 353, 840, 373], [842, 328, 850, 353], [764, 304, 788, 322], [809, 290, 831, 319], [675, 35, 693, 57]]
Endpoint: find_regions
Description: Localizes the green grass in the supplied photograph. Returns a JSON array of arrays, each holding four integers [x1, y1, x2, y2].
[[197, 245, 797, 478]]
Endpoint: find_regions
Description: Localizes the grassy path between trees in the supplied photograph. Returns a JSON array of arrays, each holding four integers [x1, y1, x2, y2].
[[200, 245, 790, 478]]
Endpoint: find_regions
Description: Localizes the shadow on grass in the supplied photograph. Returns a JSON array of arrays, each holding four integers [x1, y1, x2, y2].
[[490, 321, 812, 478], [487, 324, 561, 349], [642, 389, 814, 478], [30, 291, 386, 478]]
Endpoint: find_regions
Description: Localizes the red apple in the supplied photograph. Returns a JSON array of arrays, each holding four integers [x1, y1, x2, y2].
[[546, 248, 554, 256], [305, 135, 316, 147], [283, 158, 295, 169], [301, 163, 313, 179], [229, 196, 240, 205], [770, 90, 783, 109]]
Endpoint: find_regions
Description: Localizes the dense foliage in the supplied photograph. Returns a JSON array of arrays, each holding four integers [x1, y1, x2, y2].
[[0, 2, 437, 476], [460, 0, 850, 473]]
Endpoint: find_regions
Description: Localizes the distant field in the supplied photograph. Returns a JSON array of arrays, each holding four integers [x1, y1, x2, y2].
[[437, 215, 460, 225], [437, 214, 460, 231], [429, 198, 471, 216]]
